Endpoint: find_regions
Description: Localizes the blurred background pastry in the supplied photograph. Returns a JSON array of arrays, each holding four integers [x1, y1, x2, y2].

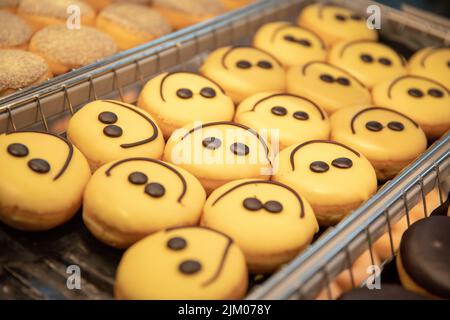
[[0, 11, 32, 49]]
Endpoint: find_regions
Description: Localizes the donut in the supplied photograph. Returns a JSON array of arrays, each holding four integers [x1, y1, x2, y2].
[[96, 3, 171, 50], [0, 131, 90, 231], [253, 21, 327, 67], [115, 226, 248, 299], [330, 106, 427, 181], [67, 100, 165, 171], [234, 92, 330, 150], [286, 61, 371, 114], [328, 40, 407, 88], [338, 284, 427, 300], [201, 179, 319, 273], [152, 0, 225, 30], [397, 216, 450, 299], [0, 12, 32, 49], [297, 3, 378, 48], [83, 157, 206, 248], [272, 140, 377, 225], [408, 46, 450, 90], [0, 49, 52, 97], [200, 46, 286, 103], [137, 72, 235, 139], [83, 0, 152, 12], [29, 25, 117, 75], [0, 0, 20, 13], [372, 75, 450, 140], [220, 0, 254, 11], [163, 121, 272, 194], [18, 0, 96, 32]]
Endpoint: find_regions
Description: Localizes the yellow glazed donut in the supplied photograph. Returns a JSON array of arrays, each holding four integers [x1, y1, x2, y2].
[[220, 0, 254, 11], [273, 140, 377, 225], [408, 47, 450, 90], [372, 75, 450, 140], [115, 226, 248, 299], [18, 0, 95, 32], [0, 12, 32, 49], [83, 157, 206, 248], [0, 131, 90, 231], [286, 61, 371, 114], [200, 46, 286, 103], [0, 0, 20, 13], [96, 3, 172, 50], [330, 106, 427, 181], [201, 179, 319, 273], [137, 72, 235, 139], [234, 92, 330, 150], [163, 121, 272, 194], [297, 3, 378, 48], [328, 40, 407, 88], [67, 100, 165, 171], [152, 0, 225, 30], [83, 0, 152, 12], [253, 21, 327, 67]]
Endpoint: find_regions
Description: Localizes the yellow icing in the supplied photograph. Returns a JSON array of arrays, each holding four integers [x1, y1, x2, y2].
[[408, 47, 450, 90]]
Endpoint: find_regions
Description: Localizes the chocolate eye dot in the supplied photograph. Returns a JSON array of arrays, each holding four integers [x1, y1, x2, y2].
[[298, 39, 311, 47], [387, 121, 405, 131], [319, 73, 334, 83], [103, 124, 123, 137], [284, 35, 296, 42], [257, 60, 273, 69], [28, 158, 50, 174], [366, 121, 383, 132], [200, 87, 216, 98], [167, 237, 187, 250], [360, 54, 373, 63], [337, 77, 350, 86], [408, 88, 424, 98], [98, 111, 118, 124], [293, 111, 309, 120], [128, 171, 148, 185], [264, 200, 283, 213], [310, 161, 329, 173], [236, 60, 251, 69], [202, 137, 221, 150], [7, 143, 29, 157], [447, 60, 450, 68], [230, 142, 249, 156], [428, 88, 444, 98], [243, 197, 263, 211], [179, 260, 202, 275], [145, 183, 165, 198], [271, 106, 287, 116], [378, 57, 392, 66], [335, 14, 346, 21], [331, 157, 353, 169], [350, 14, 362, 20], [176, 88, 193, 99]]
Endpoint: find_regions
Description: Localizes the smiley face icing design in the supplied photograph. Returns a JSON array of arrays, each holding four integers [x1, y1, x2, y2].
[[67, 100, 165, 171], [372, 75, 450, 140], [328, 40, 407, 88], [273, 140, 377, 226], [297, 4, 378, 47], [163, 121, 272, 194], [114, 226, 248, 300], [330, 106, 427, 181], [202, 179, 319, 273], [253, 21, 327, 67], [199, 46, 286, 103], [137, 72, 235, 139], [408, 46, 450, 90], [83, 157, 206, 248], [0, 131, 90, 231], [286, 61, 371, 114], [235, 92, 330, 150]]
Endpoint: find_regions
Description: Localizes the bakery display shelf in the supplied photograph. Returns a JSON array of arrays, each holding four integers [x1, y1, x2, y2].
[[0, 0, 449, 300]]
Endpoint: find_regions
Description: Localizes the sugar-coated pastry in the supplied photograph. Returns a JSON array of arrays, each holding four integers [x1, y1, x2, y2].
[[220, 0, 254, 10], [328, 40, 407, 88], [338, 284, 427, 300], [115, 226, 248, 299], [286, 61, 371, 114], [397, 216, 450, 299], [18, 0, 95, 32], [372, 75, 450, 140], [29, 25, 117, 75], [0, 49, 52, 97], [83, 0, 152, 11], [273, 140, 377, 225], [83, 157, 206, 248], [153, 0, 225, 30], [96, 3, 171, 50], [202, 179, 319, 273], [0, 0, 20, 13], [0, 12, 32, 49], [0, 131, 90, 231], [67, 100, 165, 171], [200, 46, 286, 103], [253, 22, 327, 67], [408, 46, 450, 90], [163, 121, 272, 194], [330, 106, 427, 181], [297, 4, 378, 47], [234, 92, 330, 150], [137, 72, 235, 139]]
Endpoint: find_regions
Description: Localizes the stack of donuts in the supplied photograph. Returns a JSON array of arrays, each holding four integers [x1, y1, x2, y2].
[[0, 3, 449, 300]]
